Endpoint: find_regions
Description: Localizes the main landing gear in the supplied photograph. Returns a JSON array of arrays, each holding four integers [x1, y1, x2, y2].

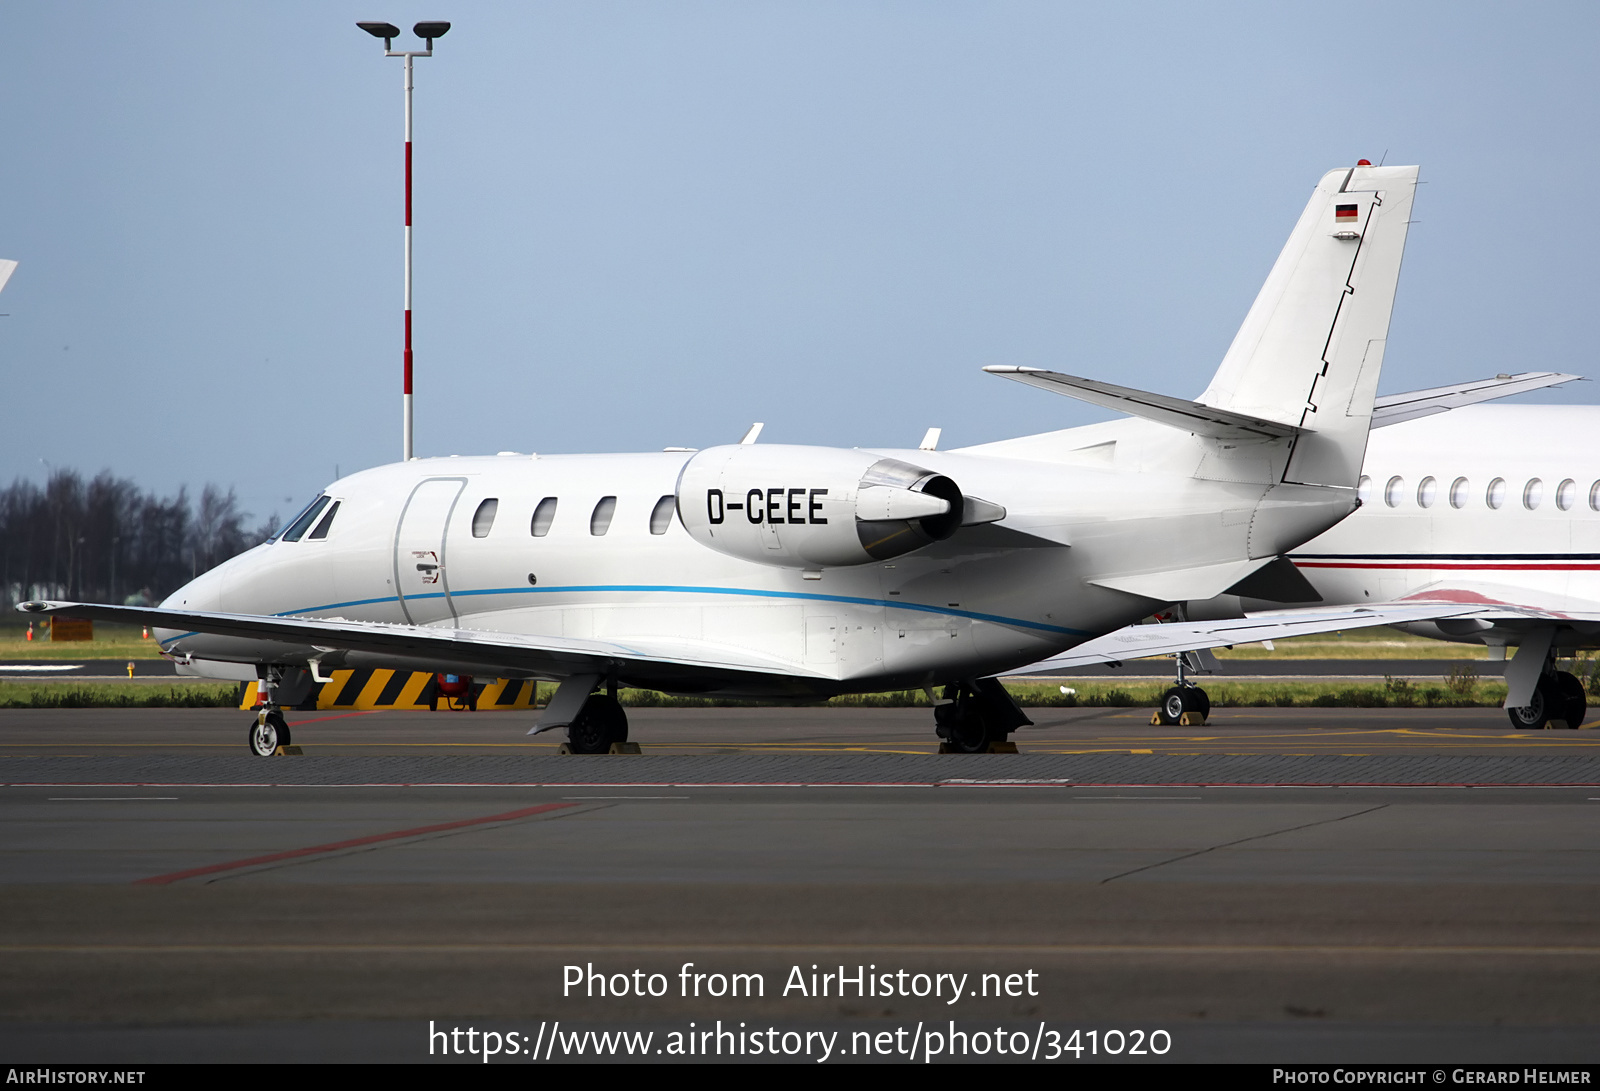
[[1152, 651, 1211, 727], [565, 693, 630, 754], [933, 678, 1032, 753], [1507, 669, 1586, 730]]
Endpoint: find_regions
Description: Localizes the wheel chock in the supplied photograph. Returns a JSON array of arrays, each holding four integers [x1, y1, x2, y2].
[[273, 745, 303, 756], [608, 741, 642, 754], [1178, 712, 1207, 726], [1149, 712, 1163, 726], [986, 741, 1018, 754], [556, 744, 574, 755]]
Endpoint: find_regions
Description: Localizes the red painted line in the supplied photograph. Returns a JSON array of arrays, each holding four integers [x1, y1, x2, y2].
[[133, 801, 578, 886]]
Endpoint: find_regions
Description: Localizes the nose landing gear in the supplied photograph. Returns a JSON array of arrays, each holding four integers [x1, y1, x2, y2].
[[248, 709, 291, 756], [246, 666, 312, 756]]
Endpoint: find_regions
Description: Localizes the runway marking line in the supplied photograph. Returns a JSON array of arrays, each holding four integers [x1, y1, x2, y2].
[[133, 801, 579, 886]]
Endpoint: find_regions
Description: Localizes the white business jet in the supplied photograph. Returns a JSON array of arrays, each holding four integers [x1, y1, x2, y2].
[[1023, 393, 1600, 731], [21, 164, 1428, 755]]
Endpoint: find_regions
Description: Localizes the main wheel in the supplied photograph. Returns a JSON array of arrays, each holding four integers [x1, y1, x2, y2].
[[934, 697, 991, 753], [566, 695, 628, 754], [1155, 686, 1207, 726], [1507, 679, 1554, 729], [1553, 671, 1587, 729], [248, 711, 289, 756]]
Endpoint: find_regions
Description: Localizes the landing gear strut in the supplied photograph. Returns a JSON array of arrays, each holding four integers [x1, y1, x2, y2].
[[1152, 651, 1211, 726], [933, 678, 1032, 754]]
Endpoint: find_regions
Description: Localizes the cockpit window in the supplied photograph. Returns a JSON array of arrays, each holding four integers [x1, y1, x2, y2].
[[279, 495, 330, 542], [307, 500, 342, 540]]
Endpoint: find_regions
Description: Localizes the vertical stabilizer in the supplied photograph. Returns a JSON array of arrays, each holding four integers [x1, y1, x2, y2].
[[1198, 165, 1418, 487]]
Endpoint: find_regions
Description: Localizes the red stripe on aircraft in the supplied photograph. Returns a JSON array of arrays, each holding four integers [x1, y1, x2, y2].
[[134, 801, 578, 885]]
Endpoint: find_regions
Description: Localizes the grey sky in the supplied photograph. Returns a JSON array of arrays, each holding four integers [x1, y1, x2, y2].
[[2, 1, 1596, 528]]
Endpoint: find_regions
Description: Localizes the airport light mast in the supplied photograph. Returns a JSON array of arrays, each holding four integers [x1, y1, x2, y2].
[[357, 20, 451, 462]]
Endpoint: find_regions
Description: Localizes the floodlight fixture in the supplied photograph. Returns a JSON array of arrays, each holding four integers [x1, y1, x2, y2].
[[357, 21, 401, 49], [414, 21, 451, 47]]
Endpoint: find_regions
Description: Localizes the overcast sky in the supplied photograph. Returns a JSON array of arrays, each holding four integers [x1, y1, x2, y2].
[[3, 1, 1597, 527]]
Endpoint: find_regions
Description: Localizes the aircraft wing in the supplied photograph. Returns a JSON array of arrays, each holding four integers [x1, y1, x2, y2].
[[1004, 602, 1495, 673], [14, 600, 828, 686], [1370, 372, 1582, 428]]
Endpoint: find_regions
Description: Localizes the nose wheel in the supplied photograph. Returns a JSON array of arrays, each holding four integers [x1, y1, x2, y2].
[[248, 710, 291, 756]]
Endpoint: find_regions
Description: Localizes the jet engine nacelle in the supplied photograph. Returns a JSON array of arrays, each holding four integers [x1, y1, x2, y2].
[[676, 445, 964, 568]]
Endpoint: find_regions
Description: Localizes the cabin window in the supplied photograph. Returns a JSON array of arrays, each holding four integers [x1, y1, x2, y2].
[[590, 496, 617, 536], [1356, 476, 1372, 505], [307, 500, 342, 540], [1522, 479, 1543, 510], [530, 497, 558, 537], [1487, 478, 1506, 510], [1591, 481, 1600, 511], [1449, 477, 1470, 509], [280, 495, 330, 543], [471, 498, 499, 538], [649, 495, 676, 535], [1557, 479, 1577, 511], [1384, 476, 1405, 507], [1416, 477, 1437, 508]]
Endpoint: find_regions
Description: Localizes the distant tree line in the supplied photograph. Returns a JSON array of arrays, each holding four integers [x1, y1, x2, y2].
[[0, 469, 278, 608]]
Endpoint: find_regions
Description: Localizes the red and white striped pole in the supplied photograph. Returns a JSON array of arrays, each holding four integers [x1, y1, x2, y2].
[[403, 51, 414, 462], [358, 21, 449, 462]]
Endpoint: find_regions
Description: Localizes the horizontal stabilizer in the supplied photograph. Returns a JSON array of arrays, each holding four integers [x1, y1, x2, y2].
[[1371, 372, 1583, 428], [984, 366, 1300, 441]]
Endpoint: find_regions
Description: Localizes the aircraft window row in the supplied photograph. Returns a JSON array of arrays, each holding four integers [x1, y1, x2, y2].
[[466, 495, 683, 538], [1360, 475, 1598, 512]]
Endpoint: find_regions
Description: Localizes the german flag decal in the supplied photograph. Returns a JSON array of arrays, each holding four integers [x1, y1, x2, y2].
[[1335, 204, 1359, 222]]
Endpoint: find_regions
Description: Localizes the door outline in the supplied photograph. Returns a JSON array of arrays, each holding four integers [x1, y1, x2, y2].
[[393, 477, 468, 625]]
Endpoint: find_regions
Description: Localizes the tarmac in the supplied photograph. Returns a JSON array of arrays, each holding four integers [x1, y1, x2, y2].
[[1, 705, 1597, 1064]]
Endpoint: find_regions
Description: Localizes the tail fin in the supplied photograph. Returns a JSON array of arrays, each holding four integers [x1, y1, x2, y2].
[[1198, 164, 1418, 487]]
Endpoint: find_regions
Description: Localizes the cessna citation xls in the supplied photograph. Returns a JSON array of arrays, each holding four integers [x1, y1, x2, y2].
[[24, 163, 1439, 756]]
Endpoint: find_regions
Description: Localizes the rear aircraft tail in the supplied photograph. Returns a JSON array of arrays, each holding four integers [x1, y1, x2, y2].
[[1198, 163, 1419, 487], [984, 164, 1417, 489]]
